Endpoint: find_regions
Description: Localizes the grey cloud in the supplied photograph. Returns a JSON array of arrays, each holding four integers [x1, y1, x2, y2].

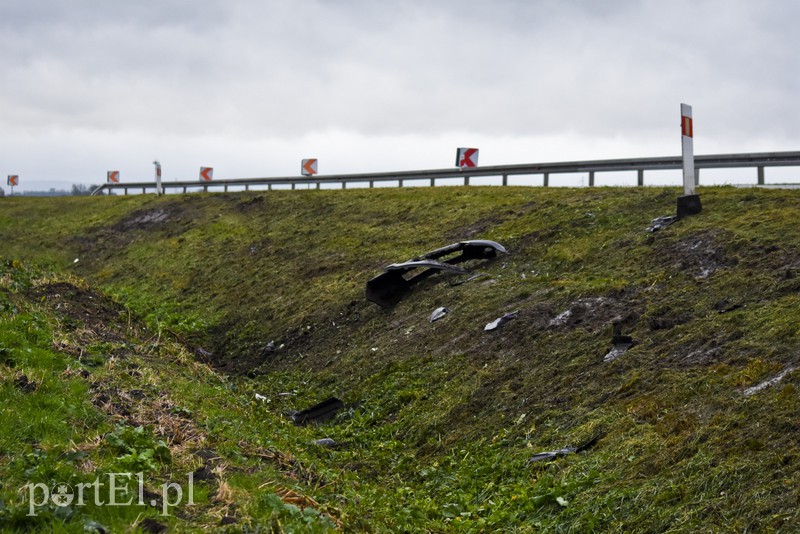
[[2, 0, 800, 190]]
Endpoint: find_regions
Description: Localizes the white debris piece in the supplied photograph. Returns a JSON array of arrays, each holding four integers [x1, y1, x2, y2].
[[484, 311, 519, 332], [429, 307, 449, 322], [744, 367, 796, 396]]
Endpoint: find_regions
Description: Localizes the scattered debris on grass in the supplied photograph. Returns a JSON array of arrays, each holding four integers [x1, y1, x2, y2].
[[313, 438, 337, 448], [744, 367, 796, 396], [429, 307, 449, 322], [528, 435, 603, 463], [646, 214, 679, 232], [528, 447, 577, 463], [366, 240, 508, 308], [484, 311, 519, 332], [604, 335, 635, 363], [289, 397, 346, 425], [13, 373, 37, 392]]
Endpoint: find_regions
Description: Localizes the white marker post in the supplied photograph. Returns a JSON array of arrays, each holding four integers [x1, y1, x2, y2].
[[153, 161, 163, 195], [681, 103, 695, 195], [677, 103, 702, 216]]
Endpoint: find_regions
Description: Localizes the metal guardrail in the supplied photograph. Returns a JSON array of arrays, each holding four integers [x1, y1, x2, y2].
[[91, 151, 800, 195]]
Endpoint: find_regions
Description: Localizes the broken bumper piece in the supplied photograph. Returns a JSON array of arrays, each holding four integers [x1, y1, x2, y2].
[[287, 397, 345, 425], [366, 240, 508, 308]]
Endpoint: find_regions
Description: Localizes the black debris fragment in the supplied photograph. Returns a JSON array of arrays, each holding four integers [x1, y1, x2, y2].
[[313, 438, 337, 448], [288, 397, 346, 425], [484, 311, 518, 332], [714, 299, 743, 314], [13, 374, 37, 393], [366, 240, 508, 308], [139, 518, 168, 534], [261, 341, 276, 357], [604, 334, 635, 363]]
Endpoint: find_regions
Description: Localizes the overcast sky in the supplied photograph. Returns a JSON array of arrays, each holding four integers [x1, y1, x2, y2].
[[2, 0, 799, 191]]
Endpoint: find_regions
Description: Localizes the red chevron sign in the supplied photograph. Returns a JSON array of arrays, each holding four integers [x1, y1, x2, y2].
[[200, 167, 214, 181], [456, 148, 479, 168], [302, 159, 318, 176], [107, 171, 120, 183], [7, 175, 18, 186]]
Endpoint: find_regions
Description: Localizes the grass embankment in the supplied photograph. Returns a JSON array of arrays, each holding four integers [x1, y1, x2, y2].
[[1, 186, 800, 531]]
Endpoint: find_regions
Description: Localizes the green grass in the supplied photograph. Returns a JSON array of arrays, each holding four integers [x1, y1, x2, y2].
[[1, 185, 800, 531]]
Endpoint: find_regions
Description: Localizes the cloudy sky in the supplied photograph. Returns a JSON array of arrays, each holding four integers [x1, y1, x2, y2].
[[2, 0, 799, 191]]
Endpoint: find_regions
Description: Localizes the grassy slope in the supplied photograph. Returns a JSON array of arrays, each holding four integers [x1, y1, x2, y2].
[[2, 185, 800, 531]]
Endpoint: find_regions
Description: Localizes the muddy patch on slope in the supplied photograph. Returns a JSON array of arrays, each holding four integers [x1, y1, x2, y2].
[[71, 201, 195, 257], [548, 293, 642, 334], [654, 230, 736, 279], [29, 282, 127, 336]]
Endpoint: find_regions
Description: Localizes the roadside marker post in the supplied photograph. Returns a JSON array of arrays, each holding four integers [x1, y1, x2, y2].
[[153, 161, 163, 195], [301, 159, 318, 177], [677, 103, 701, 217], [200, 167, 214, 181]]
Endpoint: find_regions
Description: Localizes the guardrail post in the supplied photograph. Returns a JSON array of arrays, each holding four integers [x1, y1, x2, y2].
[[637, 169, 644, 186], [399, 179, 404, 187], [758, 166, 765, 185], [464, 176, 470, 186], [245, 184, 249, 191], [203, 185, 208, 192], [268, 184, 272, 191], [370, 180, 374, 188], [183, 186, 187, 194], [292, 183, 296, 190], [341, 181, 346, 189], [502, 174, 508, 186], [430, 178, 434, 187], [224, 184, 229, 192], [543, 173, 549, 187], [124, 188, 128, 195], [695, 168, 700, 187], [316, 183, 320, 190], [588, 171, 595, 187], [142, 187, 146, 194]]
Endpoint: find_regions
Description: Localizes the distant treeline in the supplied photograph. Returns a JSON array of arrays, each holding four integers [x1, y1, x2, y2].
[[1, 184, 112, 197]]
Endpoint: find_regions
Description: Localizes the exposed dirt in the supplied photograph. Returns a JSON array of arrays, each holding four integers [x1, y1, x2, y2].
[[653, 229, 736, 278], [29, 282, 126, 336], [71, 202, 195, 257]]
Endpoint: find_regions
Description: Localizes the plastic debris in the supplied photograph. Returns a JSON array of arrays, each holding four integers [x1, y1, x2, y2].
[[646, 215, 679, 232], [744, 367, 796, 396], [366, 240, 508, 308], [528, 447, 576, 463], [449, 272, 489, 286], [254, 393, 267, 402], [484, 311, 518, 332], [430, 307, 449, 322], [313, 438, 337, 448], [528, 435, 602, 464], [288, 397, 345, 425], [604, 335, 635, 363]]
